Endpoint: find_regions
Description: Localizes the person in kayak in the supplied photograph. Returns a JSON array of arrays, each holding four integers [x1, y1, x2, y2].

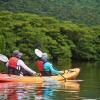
[[6, 50, 36, 76], [36, 53, 63, 76]]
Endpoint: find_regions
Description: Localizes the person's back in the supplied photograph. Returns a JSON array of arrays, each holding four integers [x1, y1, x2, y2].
[[7, 56, 19, 75], [36, 60, 45, 76], [8, 57, 19, 68], [36, 60, 44, 72]]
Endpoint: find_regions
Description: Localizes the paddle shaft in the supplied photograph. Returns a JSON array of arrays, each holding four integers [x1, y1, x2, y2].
[[59, 73, 67, 82], [52, 66, 67, 82]]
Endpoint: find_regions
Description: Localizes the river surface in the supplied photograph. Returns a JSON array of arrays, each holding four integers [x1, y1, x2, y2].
[[0, 62, 100, 100]]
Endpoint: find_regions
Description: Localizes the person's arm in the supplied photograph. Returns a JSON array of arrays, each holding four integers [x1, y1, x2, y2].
[[44, 62, 60, 75], [17, 60, 36, 75], [49, 64, 61, 75]]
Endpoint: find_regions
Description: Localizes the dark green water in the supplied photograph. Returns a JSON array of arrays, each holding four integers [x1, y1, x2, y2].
[[0, 62, 100, 100]]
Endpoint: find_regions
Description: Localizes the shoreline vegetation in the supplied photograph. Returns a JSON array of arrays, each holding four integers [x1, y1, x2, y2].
[[0, 11, 100, 65]]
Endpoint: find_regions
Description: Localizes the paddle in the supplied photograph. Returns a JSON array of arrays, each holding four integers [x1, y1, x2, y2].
[[35, 48, 67, 82], [59, 73, 67, 82], [0, 54, 8, 62], [35, 49, 43, 58]]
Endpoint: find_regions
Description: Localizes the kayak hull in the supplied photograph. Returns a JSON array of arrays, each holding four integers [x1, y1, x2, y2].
[[0, 68, 80, 83]]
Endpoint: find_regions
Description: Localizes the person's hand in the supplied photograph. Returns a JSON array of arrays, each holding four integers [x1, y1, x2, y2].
[[60, 71, 64, 75], [33, 73, 41, 76], [36, 73, 41, 76]]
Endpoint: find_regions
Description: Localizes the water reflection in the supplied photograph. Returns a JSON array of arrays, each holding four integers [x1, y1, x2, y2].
[[35, 85, 53, 100], [73, 61, 100, 100], [1, 61, 100, 99], [0, 81, 80, 100]]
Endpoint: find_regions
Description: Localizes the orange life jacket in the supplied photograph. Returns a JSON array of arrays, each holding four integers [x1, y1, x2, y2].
[[8, 57, 18, 68], [36, 60, 44, 72]]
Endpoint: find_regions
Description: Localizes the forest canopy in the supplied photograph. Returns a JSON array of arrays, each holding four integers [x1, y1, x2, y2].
[[0, 11, 100, 63], [0, 0, 100, 26]]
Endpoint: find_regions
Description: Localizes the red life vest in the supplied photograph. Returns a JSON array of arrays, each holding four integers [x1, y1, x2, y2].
[[36, 60, 44, 72], [8, 57, 18, 68]]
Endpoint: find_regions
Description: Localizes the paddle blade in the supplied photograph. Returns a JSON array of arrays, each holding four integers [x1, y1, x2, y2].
[[35, 49, 43, 58], [0, 54, 8, 62]]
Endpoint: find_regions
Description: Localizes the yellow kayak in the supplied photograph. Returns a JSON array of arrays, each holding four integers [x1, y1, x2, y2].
[[0, 68, 80, 83]]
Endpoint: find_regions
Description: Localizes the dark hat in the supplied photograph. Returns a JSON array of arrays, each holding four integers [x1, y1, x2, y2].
[[12, 50, 23, 58]]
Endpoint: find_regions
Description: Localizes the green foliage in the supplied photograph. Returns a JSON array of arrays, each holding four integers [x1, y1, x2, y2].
[[0, 11, 100, 63], [60, 23, 100, 61], [0, 11, 72, 64], [0, 0, 99, 26]]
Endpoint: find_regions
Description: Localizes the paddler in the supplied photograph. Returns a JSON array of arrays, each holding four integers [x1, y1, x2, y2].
[[6, 50, 36, 76], [36, 52, 63, 76]]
